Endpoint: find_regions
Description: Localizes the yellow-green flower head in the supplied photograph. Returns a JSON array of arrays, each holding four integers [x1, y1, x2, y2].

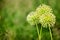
[[36, 4, 53, 15], [39, 13, 56, 28], [27, 11, 39, 25]]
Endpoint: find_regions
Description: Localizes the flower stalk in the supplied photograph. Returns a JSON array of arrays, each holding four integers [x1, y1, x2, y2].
[[36, 24, 40, 40], [49, 27, 53, 40], [39, 26, 42, 40], [36, 23, 42, 40]]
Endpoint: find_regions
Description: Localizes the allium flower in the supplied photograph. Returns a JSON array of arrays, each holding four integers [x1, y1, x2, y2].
[[36, 4, 53, 15], [39, 13, 56, 28], [27, 11, 39, 25]]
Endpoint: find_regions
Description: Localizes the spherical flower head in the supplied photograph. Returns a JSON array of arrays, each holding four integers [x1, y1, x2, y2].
[[36, 4, 53, 15], [39, 13, 56, 28], [27, 11, 39, 25]]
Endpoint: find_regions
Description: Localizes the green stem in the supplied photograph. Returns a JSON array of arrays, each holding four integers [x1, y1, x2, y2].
[[36, 24, 40, 40], [49, 27, 53, 40], [39, 26, 42, 40]]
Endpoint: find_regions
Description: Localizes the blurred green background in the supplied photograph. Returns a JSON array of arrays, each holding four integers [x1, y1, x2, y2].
[[0, 0, 60, 40]]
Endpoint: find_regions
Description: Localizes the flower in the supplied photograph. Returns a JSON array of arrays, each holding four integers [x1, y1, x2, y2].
[[36, 4, 53, 15], [27, 4, 56, 26], [39, 13, 56, 28], [27, 11, 39, 25]]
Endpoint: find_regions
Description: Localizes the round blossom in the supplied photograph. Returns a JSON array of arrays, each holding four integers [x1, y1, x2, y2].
[[39, 13, 56, 28], [36, 4, 53, 15], [27, 4, 56, 26], [27, 11, 39, 25]]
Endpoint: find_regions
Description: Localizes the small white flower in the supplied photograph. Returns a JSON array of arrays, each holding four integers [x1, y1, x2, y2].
[[39, 13, 56, 27], [36, 4, 53, 15], [27, 11, 39, 25]]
